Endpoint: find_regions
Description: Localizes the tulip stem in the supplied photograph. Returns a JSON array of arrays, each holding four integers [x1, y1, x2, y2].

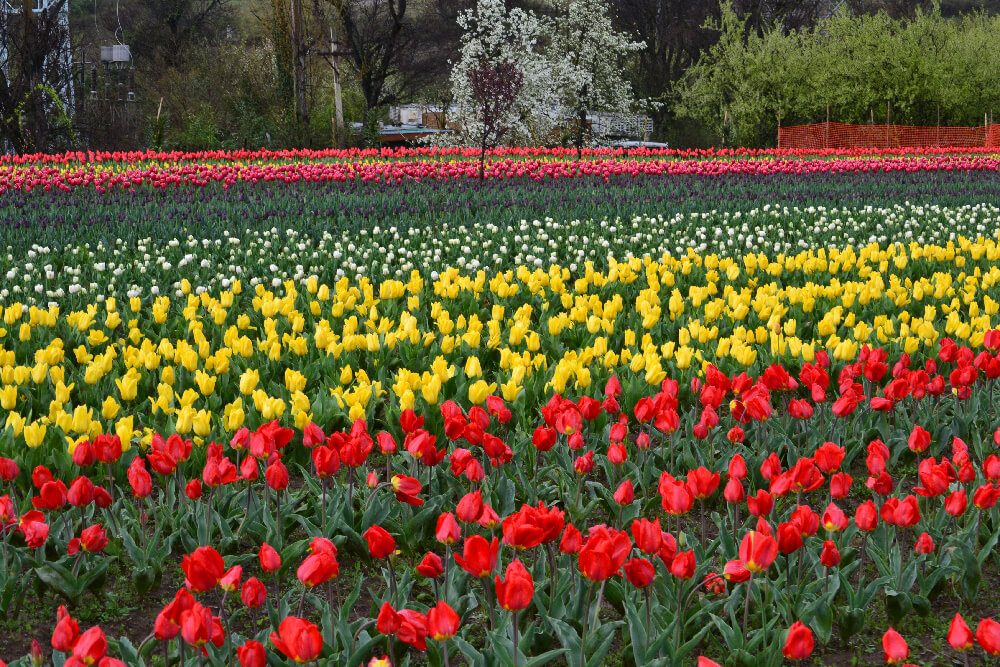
[[321, 478, 328, 536], [579, 580, 595, 667], [388, 637, 397, 667], [444, 544, 451, 603], [643, 587, 651, 646], [742, 575, 753, 636], [276, 489, 284, 549], [674, 577, 684, 648], [512, 610, 520, 667], [482, 578, 497, 631], [388, 559, 399, 602], [205, 487, 214, 544]]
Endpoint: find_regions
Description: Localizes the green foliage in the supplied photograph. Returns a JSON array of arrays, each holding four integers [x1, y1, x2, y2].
[[678, 6, 1000, 147]]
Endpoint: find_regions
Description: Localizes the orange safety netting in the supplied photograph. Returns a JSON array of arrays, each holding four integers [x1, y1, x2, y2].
[[778, 121, 1000, 150]]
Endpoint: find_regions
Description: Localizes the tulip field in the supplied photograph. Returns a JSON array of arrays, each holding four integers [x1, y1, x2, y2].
[[5, 147, 1000, 666]]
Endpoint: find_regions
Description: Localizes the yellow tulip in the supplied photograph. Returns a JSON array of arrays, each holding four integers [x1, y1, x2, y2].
[[240, 369, 259, 395], [102, 396, 120, 420], [0, 385, 16, 410], [468, 379, 497, 405], [116, 369, 140, 401], [23, 421, 46, 448], [69, 405, 93, 434], [193, 410, 212, 437], [175, 405, 195, 434]]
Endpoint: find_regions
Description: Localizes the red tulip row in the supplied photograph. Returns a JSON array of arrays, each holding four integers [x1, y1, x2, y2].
[[4, 336, 1000, 664], [2, 144, 998, 167], [3, 153, 1000, 195]]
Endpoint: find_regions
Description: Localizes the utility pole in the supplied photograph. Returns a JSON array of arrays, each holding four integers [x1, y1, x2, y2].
[[319, 22, 349, 148], [330, 25, 344, 148], [290, 0, 307, 142]]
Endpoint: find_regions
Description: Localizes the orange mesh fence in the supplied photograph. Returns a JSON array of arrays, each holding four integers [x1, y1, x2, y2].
[[778, 121, 1000, 150]]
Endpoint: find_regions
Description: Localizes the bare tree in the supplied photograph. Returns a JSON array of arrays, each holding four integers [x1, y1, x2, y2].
[[0, 0, 75, 153], [326, 0, 409, 119], [468, 61, 523, 177]]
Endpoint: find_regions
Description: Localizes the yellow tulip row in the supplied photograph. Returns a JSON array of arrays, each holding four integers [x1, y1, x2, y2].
[[1, 236, 998, 452]]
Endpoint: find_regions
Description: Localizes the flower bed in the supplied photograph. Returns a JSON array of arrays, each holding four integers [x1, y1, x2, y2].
[[1, 151, 1000, 665]]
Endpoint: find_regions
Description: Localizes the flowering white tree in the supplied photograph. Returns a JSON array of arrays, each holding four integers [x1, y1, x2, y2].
[[445, 0, 562, 147], [542, 0, 646, 155], [444, 0, 644, 150]]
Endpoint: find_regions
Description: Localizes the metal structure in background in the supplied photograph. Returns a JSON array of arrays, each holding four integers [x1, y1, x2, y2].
[[74, 42, 140, 149]]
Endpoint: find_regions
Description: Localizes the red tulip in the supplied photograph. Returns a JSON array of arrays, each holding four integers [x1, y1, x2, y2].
[[72, 626, 107, 665], [241, 577, 266, 608], [377, 602, 401, 635], [455, 491, 484, 523], [180, 602, 215, 647], [660, 476, 694, 516], [882, 627, 909, 663], [978, 618, 1000, 655], [182, 546, 225, 593], [391, 474, 423, 505], [746, 489, 773, 517], [687, 467, 720, 500], [453, 535, 498, 578], [623, 558, 656, 588], [259, 543, 281, 573], [93, 434, 122, 464], [820, 540, 840, 567], [270, 616, 323, 663], [237, 640, 267, 667], [723, 559, 751, 583], [830, 472, 852, 499], [855, 500, 879, 532], [52, 607, 81, 651], [427, 601, 460, 641], [738, 531, 778, 573], [560, 523, 583, 554], [297, 551, 339, 587], [185, 479, 202, 500], [502, 507, 545, 550], [630, 518, 662, 555], [613, 479, 635, 506], [777, 522, 803, 554], [782, 621, 814, 660], [495, 559, 534, 611], [416, 552, 444, 578], [948, 613, 974, 651], [265, 459, 289, 491], [312, 446, 340, 478], [944, 489, 968, 517], [908, 425, 931, 453], [723, 478, 745, 503], [363, 525, 396, 559], [813, 442, 845, 473], [822, 502, 848, 532], [914, 532, 935, 555], [80, 524, 108, 553], [579, 526, 631, 581], [669, 550, 696, 579]]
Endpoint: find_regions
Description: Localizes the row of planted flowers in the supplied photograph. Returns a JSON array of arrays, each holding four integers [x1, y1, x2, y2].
[[3, 236, 1000, 468], [2, 145, 998, 168], [3, 154, 1000, 195], [5, 203, 1000, 306], [4, 335, 1000, 664]]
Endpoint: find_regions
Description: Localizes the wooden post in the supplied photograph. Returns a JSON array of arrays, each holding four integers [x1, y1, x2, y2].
[[825, 103, 830, 149], [886, 100, 891, 148], [936, 102, 940, 148], [330, 25, 344, 148]]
